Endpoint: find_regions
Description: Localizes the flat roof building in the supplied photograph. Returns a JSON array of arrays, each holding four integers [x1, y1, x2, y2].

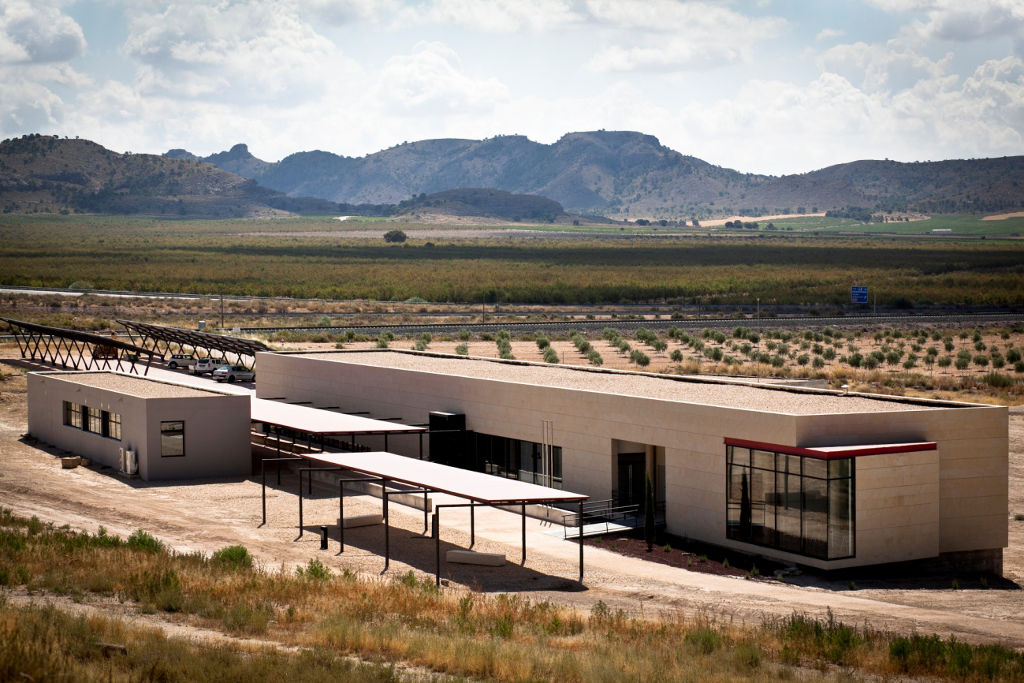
[[255, 349, 1009, 573], [28, 371, 251, 480]]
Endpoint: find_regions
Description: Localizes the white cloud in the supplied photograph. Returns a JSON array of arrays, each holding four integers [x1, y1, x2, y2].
[[0, 0, 85, 64], [416, 0, 580, 33], [819, 41, 950, 92], [912, 0, 1024, 43], [816, 28, 844, 42], [374, 42, 509, 115], [0, 78, 63, 132], [302, 0, 400, 25], [585, 0, 787, 71], [121, 1, 360, 103]]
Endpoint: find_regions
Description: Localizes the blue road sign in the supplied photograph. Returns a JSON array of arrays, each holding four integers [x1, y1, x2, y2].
[[851, 286, 869, 304]]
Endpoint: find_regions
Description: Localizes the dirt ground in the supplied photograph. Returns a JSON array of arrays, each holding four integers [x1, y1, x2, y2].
[[3, 364, 1024, 648]]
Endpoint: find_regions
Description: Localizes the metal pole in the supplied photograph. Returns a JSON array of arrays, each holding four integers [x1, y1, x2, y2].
[[383, 479, 390, 571], [521, 503, 526, 565], [433, 509, 441, 587], [578, 499, 584, 583], [339, 478, 345, 553], [470, 502, 475, 549], [261, 458, 266, 526], [298, 470, 304, 538], [423, 489, 429, 534]]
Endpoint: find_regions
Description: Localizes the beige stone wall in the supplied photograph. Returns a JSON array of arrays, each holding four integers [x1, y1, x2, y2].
[[27, 372, 251, 481], [255, 351, 1008, 568]]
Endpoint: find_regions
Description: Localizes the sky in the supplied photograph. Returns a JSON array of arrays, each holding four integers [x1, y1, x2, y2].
[[1, 0, 1022, 176]]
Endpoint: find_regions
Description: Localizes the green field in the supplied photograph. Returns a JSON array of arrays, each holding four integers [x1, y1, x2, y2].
[[1, 215, 1022, 306], [769, 214, 1024, 236]]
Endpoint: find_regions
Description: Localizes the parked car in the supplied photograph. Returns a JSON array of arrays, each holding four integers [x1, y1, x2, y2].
[[166, 353, 195, 369], [213, 365, 255, 383], [193, 358, 225, 374]]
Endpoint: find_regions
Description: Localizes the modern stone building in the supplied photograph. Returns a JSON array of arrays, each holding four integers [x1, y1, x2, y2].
[[255, 350, 1009, 572], [27, 371, 250, 480]]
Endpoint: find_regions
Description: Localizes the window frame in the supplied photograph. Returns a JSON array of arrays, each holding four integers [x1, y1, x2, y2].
[[726, 445, 855, 561], [160, 420, 185, 458]]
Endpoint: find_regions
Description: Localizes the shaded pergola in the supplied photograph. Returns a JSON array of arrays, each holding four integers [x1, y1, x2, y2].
[[117, 320, 268, 369], [252, 398, 427, 460], [1, 317, 157, 375], [278, 451, 589, 586]]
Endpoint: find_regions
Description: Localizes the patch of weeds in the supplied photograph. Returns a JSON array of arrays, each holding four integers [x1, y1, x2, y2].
[[489, 614, 514, 639], [126, 529, 163, 553], [222, 602, 272, 635], [663, 544, 672, 552], [685, 625, 723, 654], [26, 516, 43, 536], [128, 567, 184, 612], [733, 641, 763, 670], [296, 558, 331, 581], [212, 545, 253, 571]]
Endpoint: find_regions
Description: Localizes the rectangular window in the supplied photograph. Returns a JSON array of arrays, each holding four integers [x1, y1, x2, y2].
[[63, 401, 83, 429], [472, 432, 562, 488], [103, 411, 121, 441], [160, 421, 185, 457], [86, 406, 103, 434], [726, 445, 854, 561]]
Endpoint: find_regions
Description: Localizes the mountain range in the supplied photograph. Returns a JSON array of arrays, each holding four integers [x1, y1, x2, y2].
[[2, 131, 1022, 220], [170, 131, 1024, 218]]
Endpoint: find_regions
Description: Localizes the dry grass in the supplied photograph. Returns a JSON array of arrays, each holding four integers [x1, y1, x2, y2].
[[3, 509, 1024, 681]]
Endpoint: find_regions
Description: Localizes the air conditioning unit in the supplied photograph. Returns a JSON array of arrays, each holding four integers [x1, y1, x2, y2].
[[126, 449, 138, 475], [119, 447, 126, 473]]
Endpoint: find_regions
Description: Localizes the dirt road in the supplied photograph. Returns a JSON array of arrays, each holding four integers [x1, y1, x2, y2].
[[3, 367, 1024, 647]]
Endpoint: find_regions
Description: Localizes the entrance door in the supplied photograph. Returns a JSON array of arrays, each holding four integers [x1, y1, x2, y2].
[[617, 453, 646, 505]]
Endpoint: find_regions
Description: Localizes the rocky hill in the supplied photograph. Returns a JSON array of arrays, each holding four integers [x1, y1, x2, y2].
[[181, 131, 1024, 219], [395, 188, 564, 222], [0, 135, 571, 221]]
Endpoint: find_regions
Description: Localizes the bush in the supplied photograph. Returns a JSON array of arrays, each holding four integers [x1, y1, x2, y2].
[[457, 328, 471, 341], [383, 229, 407, 243], [455, 343, 468, 355], [542, 346, 559, 364], [670, 349, 683, 362], [296, 558, 331, 581], [213, 545, 253, 571], [127, 529, 163, 553]]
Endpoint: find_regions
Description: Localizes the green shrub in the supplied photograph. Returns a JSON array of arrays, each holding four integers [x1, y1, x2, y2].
[[455, 343, 468, 355], [127, 529, 163, 553], [296, 558, 331, 581], [457, 328, 471, 341], [212, 545, 253, 571]]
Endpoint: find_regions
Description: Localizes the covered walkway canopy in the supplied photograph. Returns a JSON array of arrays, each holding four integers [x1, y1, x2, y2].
[[269, 450, 589, 585], [117, 319, 268, 369], [251, 398, 426, 457], [2, 317, 157, 375]]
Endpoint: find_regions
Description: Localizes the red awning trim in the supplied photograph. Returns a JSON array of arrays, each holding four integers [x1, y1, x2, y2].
[[724, 437, 937, 460]]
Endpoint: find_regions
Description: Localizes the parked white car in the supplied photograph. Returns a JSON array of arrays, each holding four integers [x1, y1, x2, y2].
[[213, 365, 255, 383], [166, 353, 195, 369], [193, 358, 225, 374]]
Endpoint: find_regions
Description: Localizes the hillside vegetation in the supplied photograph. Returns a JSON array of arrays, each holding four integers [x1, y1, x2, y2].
[[0, 136, 568, 221], [180, 131, 1024, 219]]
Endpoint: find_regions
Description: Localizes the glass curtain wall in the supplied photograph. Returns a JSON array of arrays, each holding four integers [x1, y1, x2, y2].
[[726, 445, 854, 560], [473, 433, 562, 488]]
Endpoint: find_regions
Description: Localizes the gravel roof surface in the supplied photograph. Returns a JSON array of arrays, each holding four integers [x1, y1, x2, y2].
[[296, 351, 947, 415], [44, 372, 224, 399]]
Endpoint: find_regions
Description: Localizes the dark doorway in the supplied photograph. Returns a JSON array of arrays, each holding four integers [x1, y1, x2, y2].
[[617, 452, 646, 505]]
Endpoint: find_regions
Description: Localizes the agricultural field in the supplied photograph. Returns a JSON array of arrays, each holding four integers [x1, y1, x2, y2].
[[281, 323, 1024, 405], [1, 215, 1023, 306]]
